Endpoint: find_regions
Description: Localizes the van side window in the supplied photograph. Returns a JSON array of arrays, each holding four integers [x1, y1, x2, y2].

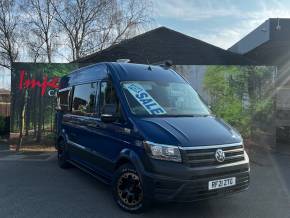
[[57, 88, 71, 112], [72, 83, 97, 116], [100, 81, 121, 117]]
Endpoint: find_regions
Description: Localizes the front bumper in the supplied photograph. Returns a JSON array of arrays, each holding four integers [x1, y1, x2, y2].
[[141, 159, 250, 202]]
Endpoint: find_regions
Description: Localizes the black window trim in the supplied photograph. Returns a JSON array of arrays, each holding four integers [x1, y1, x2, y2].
[[99, 80, 126, 125], [57, 87, 72, 112], [66, 80, 126, 125]]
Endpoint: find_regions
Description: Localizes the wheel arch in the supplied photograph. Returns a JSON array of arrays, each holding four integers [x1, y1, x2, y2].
[[115, 148, 145, 174], [55, 133, 67, 150]]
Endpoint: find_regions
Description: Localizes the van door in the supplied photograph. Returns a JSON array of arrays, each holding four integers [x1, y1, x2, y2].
[[90, 81, 132, 176], [68, 82, 98, 167]]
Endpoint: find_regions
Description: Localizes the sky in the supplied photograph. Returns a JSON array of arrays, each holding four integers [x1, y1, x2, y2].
[[153, 0, 290, 49], [2, 0, 290, 91], [0, 71, 10, 90]]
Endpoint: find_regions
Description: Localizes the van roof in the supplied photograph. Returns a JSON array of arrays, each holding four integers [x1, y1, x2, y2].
[[59, 62, 185, 89]]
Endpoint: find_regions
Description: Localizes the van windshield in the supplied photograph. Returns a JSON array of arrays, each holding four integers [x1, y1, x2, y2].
[[121, 81, 210, 116]]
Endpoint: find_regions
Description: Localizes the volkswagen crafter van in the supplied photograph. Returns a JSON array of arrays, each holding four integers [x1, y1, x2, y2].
[[55, 62, 250, 212]]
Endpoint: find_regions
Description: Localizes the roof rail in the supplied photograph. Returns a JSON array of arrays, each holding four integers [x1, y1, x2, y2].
[[116, 59, 130, 63]]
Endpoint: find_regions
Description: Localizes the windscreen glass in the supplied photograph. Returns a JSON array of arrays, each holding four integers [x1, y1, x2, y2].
[[122, 81, 210, 116]]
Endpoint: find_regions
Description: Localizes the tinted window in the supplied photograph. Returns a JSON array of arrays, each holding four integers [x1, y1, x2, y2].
[[100, 82, 120, 115], [72, 83, 97, 116], [57, 89, 71, 112]]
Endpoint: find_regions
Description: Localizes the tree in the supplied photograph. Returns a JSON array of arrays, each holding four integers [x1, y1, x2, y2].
[[204, 66, 275, 137], [0, 0, 19, 69], [50, 0, 152, 61], [87, 0, 152, 52], [21, 0, 58, 63], [16, 90, 28, 151]]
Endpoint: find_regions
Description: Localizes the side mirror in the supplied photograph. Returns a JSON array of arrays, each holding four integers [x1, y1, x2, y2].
[[100, 114, 117, 123], [100, 104, 118, 123]]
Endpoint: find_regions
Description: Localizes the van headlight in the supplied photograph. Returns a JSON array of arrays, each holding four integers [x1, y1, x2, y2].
[[143, 141, 181, 162]]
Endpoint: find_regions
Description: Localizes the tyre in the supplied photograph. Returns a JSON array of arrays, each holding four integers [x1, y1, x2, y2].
[[112, 163, 149, 213], [57, 139, 71, 169]]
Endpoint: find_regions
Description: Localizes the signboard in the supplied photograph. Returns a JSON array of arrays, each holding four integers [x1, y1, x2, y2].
[[10, 63, 79, 141]]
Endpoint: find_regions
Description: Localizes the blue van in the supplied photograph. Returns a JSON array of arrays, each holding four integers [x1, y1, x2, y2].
[[55, 62, 250, 212]]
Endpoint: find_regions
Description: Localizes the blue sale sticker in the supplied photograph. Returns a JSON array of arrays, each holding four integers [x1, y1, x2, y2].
[[124, 83, 167, 115]]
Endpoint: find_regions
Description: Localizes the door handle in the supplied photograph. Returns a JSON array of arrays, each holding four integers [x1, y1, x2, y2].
[[86, 123, 100, 129]]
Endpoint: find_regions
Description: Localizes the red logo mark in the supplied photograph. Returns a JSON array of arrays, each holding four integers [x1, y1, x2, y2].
[[19, 70, 60, 96]]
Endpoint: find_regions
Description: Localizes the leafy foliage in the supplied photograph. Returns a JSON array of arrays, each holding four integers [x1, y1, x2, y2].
[[204, 66, 275, 137]]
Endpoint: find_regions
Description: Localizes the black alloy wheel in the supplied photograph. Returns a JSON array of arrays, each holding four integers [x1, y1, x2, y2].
[[112, 164, 148, 213]]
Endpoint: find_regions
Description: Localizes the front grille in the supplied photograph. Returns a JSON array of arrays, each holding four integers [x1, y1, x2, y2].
[[154, 168, 250, 202], [181, 143, 245, 167]]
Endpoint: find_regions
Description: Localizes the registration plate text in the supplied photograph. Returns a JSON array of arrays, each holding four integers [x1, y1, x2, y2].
[[208, 177, 236, 190]]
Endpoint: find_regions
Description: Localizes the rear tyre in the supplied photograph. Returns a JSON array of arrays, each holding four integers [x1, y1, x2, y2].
[[112, 164, 149, 213], [57, 139, 71, 169]]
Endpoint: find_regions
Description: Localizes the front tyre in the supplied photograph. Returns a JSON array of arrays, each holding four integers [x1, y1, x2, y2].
[[112, 164, 148, 213], [57, 139, 71, 169]]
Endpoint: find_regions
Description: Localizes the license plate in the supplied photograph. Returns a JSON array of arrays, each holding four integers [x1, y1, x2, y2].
[[208, 177, 236, 190]]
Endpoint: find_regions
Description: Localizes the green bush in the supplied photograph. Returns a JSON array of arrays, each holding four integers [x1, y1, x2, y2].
[[204, 66, 274, 138], [0, 116, 5, 132], [0, 116, 10, 137]]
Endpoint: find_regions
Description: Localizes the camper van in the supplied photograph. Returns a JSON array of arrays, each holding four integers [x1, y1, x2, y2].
[[55, 62, 250, 212]]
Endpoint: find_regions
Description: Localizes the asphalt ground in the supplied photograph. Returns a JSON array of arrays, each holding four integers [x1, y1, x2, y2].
[[0, 147, 289, 218]]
